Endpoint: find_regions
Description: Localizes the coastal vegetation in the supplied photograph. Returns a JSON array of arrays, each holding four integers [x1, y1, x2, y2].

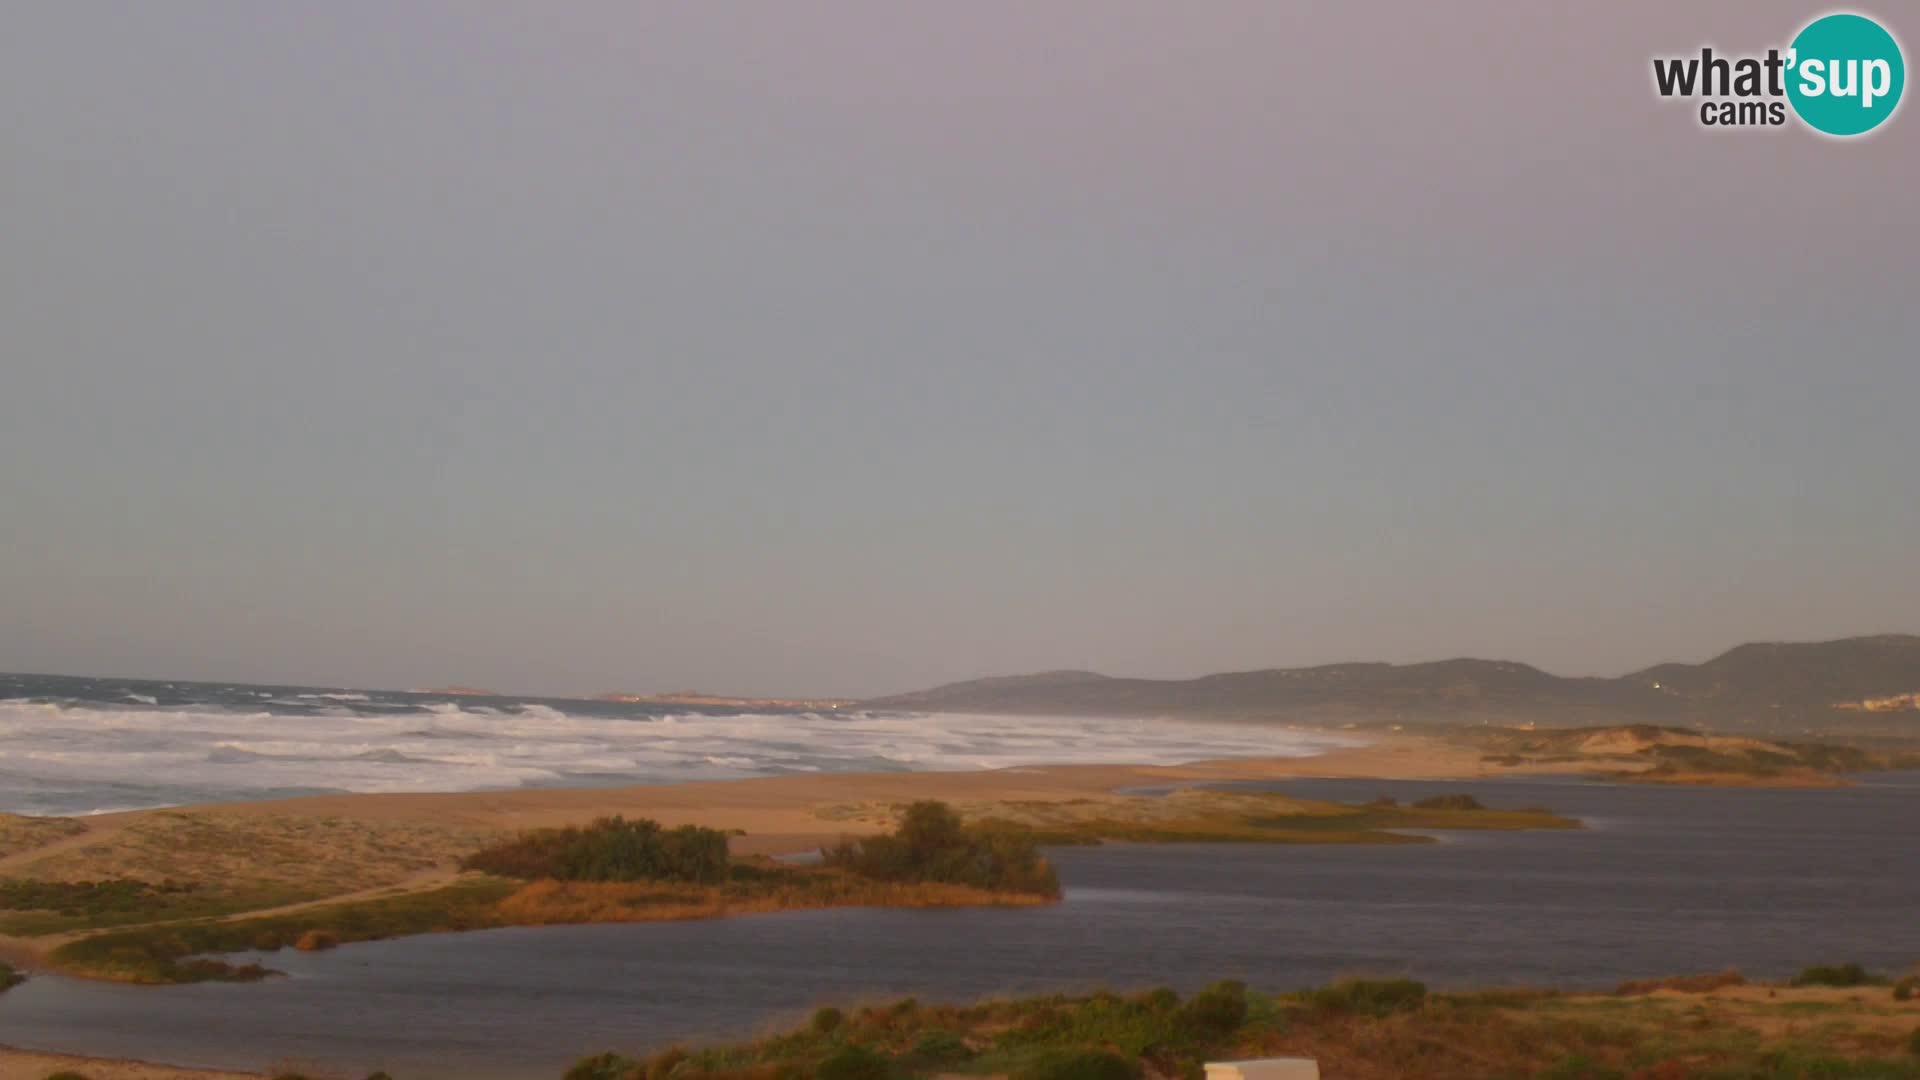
[[44, 804, 1060, 984], [0, 810, 503, 937], [560, 972, 1920, 1080], [461, 817, 733, 883], [822, 788, 1578, 847], [824, 800, 1060, 895], [1793, 963, 1884, 989], [1459, 724, 1920, 786], [0, 877, 225, 936], [0, 812, 87, 859], [47, 875, 517, 983], [18, 790, 1577, 984]]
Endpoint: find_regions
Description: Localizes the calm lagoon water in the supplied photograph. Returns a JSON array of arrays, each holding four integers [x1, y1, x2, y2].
[[2, 775, 1916, 1079]]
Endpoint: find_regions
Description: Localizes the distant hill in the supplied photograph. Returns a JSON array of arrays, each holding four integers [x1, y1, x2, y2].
[[865, 635, 1920, 735]]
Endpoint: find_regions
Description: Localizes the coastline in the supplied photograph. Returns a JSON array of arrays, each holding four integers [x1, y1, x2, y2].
[[0, 735, 1485, 968], [2, 732, 1483, 866], [2, 726, 1874, 979], [1, 734, 1912, 1078]]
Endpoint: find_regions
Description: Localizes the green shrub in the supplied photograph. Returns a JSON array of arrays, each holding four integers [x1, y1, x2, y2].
[[815, 1043, 889, 1080], [463, 816, 730, 883], [564, 1052, 642, 1080], [1010, 1049, 1142, 1080], [1535, 1055, 1624, 1080], [1791, 963, 1876, 988], [810, 1006, 847, 1034], [1137, 987, 1180, 1012], [1173, 979, 1248, 1039], [365, 1073, 395, 1080], [1309, 978, 1428, 1016], [0, 960, 22, 992], [823, 801, 1059, 896], [645, 1048, 687, 1080], [1893, 976, 1916, 1002], [910, 1029, 971, 1064], [1910, 1027, 1920, 1058], [44, 1072, 94, 1080], [1411, 794, 1484, 811], [0, 878, 195, 914]]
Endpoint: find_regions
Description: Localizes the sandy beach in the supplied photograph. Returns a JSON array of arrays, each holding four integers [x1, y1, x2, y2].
[[0, 735, 1493, 1078], [159, 733, 1482, 842], [0, 1045, 258, 1080], [0, 735, 1490, 962]]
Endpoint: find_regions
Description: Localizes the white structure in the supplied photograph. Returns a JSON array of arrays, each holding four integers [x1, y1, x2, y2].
[[1205, 1058, 1321, 1080]]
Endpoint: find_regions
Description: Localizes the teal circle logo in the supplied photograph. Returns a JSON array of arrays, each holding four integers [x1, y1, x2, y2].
[[1787, 13, 1905, 136]]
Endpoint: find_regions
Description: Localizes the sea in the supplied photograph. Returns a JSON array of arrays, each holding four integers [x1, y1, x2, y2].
[[0, 672, 1354, 816]]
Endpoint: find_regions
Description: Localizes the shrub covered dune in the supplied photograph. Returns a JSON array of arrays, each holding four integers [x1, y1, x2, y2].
[[29, 789, 1576, 984], [564, 968, 1920, 1080], [46, 802, 1059, 983]]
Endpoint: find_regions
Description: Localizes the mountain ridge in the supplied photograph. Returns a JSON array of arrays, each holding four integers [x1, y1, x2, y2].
[[864, 635, 1920, 734]]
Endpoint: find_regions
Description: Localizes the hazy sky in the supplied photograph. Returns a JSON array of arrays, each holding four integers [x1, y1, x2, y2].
[[4, 3, 1915, 697]]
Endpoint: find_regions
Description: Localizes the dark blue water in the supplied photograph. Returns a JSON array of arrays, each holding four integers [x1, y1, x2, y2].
[[2, 775, 1916, 1079]]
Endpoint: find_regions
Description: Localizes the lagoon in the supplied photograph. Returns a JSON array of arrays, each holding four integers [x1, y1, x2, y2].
[[3, 775, 1916, 1079]]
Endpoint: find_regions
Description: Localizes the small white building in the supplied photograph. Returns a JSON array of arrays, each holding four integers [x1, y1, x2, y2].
[[1205, 1058, 1321, 1080]]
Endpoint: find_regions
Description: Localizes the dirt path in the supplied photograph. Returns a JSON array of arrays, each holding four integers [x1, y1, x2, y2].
[[11, 864, 471, 964]]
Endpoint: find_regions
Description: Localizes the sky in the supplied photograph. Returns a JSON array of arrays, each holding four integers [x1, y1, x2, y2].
[[3, 3, 1916, 698]]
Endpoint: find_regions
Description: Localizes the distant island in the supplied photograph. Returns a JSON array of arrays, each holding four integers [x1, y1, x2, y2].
[[411, 685, 501, 697], [864, 634, 1920, 736]]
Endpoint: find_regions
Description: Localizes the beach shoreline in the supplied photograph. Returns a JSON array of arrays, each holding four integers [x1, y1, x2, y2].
[[0, 734, 1496, 966], [2, 733, 1912, 1078], [6, 731, 1486, 862]]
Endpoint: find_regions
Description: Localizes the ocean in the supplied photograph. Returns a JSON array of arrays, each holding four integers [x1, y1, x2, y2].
[[0, 672, 1354, 815]]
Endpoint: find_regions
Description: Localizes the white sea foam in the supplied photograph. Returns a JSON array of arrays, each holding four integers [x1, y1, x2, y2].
[[0, 701, 1360, 816]]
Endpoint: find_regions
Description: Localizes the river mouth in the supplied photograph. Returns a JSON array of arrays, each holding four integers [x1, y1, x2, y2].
[[3, 775, 1917, 1080]]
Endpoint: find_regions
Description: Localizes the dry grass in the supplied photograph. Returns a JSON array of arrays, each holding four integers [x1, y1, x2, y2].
[[1616, 970, 1749, 996], [0, 813, 88, 860], [13, 811, 501, 901], [819, 790, 1322, 829], [496, 875, 1055, 926], [292, 929, 339, 951], [589, 979, 1920, 1080], [819, 789, 1577, 846]]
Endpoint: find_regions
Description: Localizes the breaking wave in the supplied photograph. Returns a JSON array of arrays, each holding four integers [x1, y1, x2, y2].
[[0, 677, 1359, 815]]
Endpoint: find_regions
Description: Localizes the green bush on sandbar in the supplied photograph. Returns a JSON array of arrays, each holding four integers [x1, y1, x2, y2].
[[824, 801, 1059, 897], [463, 816, 731, 884]]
